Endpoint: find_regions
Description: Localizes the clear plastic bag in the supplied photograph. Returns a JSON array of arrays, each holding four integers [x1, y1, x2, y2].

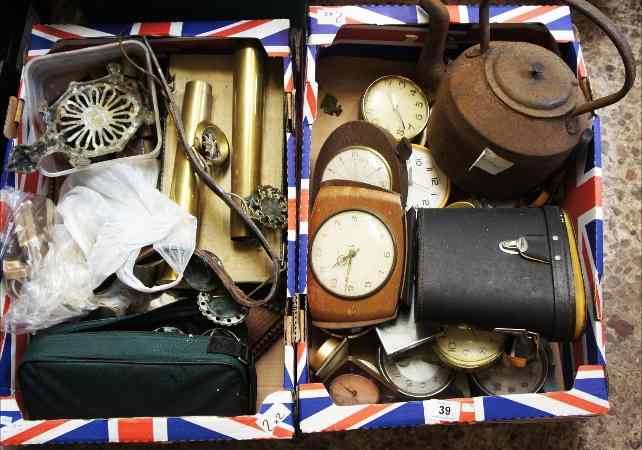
[[57, 158, 197, 293]]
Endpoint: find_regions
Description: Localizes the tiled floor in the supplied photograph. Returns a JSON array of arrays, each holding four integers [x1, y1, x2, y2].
[[11, 1, 640, 449]]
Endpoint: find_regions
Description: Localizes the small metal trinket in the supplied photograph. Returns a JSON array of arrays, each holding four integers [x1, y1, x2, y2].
[[197, 292, 248, 326], [152, 326, 185, 334], [246, 185, 287, 230], [194, 122, 229, 167], [9, 63, 153, 172]]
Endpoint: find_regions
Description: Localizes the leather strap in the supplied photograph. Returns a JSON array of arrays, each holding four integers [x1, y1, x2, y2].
[[142, 37, 280, 308]]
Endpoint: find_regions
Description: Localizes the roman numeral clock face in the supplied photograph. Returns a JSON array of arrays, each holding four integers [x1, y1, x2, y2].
[[310, 210, 395, 298], [362, 75, 429, 141]]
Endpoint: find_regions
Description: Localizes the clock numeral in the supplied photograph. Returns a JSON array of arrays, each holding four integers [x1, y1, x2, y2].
[[432, 177, 440, 186], [410, 89, 417, 96], [415, 101, 424, 109], [396, 129, 404, 137], [416, 113, 423, 120], [415, 159, 423, 167], [346, 284, 355, 293], [447, 340, 457, 351], [426, 166, 433, 172], [384, 251, 391, 258], [407, 123, 415, 130], [422, 199, 430, 207], [364, 281, 372, 289], [352, 215, 358, 223], [399, 79, 406, 88]]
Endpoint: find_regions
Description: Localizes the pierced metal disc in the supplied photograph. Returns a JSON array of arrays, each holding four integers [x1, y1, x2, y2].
[[53, 81, 142, 162], [197, 292, 248, 326]]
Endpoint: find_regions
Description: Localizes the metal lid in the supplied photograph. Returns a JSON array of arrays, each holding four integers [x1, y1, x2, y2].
[[485, 43, 579, 118]]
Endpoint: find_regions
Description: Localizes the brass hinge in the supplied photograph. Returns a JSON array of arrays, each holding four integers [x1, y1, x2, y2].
[[4, 96, 23, 139]]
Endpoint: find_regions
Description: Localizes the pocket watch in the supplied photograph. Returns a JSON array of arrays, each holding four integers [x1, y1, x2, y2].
[[308, 181, 406, 329], [312, 121, 410, 206], [378, 345, 455, 399], [470, 347, 548, 395], [329, 373, 381, 406], [433, 326, 506, 370], [406, 144, 450, 210], [362, 75, 429, 141]]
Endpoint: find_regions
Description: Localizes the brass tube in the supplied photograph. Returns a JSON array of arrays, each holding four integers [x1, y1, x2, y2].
[[160, 80, 212, 283], [231, 43, 265, 240]]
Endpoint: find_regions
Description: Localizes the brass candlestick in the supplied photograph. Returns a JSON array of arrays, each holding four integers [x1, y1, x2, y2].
[[230, 43, 265, 240]]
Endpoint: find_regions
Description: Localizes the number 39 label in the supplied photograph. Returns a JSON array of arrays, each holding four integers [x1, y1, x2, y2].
[[426, 400, 461, 422]]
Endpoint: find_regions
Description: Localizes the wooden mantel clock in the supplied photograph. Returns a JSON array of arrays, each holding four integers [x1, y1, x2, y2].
[[308, 180, 406, 329]]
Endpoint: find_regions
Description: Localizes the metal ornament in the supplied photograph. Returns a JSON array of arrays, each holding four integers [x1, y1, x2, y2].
[[197, 292, 248, 326], [9, 63, 152, 172], [194, 121, 229, 167], [246, 185, 288, 230]]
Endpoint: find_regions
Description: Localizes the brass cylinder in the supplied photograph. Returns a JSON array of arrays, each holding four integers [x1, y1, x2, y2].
[[172, 80, 213, 216], [160, 80, 212, 284], [231, 44, 265, 240]]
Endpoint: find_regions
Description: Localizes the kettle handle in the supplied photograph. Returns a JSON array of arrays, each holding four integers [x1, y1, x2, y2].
[[479, 0, 636, 116], [416, 0, 450, 104]]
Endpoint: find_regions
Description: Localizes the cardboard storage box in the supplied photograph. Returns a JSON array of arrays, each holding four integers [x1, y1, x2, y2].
[[0, 18, 298, 445], [296, 4, 608, 432], [0, 2, 612, 445]]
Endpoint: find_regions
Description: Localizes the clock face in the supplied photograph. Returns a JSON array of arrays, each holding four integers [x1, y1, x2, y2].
[[310, 210, 395, 299], [472, 352, 547, 395], [379, 346, 454, 398], [329, 373, 381, 406], [433, 327, 505, 370], [406, 145, 450, 210], [320, 145, 392, 190], [362, 75, 429, 140]]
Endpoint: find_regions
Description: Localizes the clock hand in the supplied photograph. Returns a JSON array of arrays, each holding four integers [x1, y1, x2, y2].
[[341, 384, 358, 397], [389, 93, 406, 131]]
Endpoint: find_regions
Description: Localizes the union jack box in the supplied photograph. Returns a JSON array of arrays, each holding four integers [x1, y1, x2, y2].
[[0, 19, 298, 445], [296, 4, 608, 433]]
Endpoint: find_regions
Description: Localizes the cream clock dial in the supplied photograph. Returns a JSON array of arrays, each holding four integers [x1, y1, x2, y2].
[[433, 326, 506, 370], [379, 346, 454, 399], [406, 144, 450, 210], [310, 210, 395, 299], [320, 145, 392, 190], [362, 75, 429, 140]]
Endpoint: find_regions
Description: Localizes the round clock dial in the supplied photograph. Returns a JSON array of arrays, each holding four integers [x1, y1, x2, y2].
[[433, 326, 506, 370], [320, 145, 392, 190], [379, 346, 454, 398], [329, 373, 381, 406], [406, 144, 450, 210], [471, 350, 548, 395], [362, 75, 429, 141], [310, 210, 395, 299]]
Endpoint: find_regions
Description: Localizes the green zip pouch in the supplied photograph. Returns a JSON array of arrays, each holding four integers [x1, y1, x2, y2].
[[17, 299, 256, 420]]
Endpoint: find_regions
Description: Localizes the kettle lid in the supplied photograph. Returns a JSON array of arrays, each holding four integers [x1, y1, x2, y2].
[[484, 42, 580, 119]]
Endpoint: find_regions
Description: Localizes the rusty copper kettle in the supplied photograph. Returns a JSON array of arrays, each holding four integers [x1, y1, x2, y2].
[[417, 0, 635, 199]]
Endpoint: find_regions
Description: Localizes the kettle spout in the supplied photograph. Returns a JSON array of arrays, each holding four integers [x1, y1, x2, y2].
[[416, 0, 450, 104]]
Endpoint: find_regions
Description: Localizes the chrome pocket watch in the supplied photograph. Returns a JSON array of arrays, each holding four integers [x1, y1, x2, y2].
[[471, 347, 549, 395], [378, 345, 455, 399]]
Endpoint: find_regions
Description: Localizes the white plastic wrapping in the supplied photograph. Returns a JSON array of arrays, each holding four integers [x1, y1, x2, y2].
[[57, 158, 197, 293]]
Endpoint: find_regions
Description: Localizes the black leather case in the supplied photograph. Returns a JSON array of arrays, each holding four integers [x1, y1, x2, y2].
[[415, 206, 579, 341]]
